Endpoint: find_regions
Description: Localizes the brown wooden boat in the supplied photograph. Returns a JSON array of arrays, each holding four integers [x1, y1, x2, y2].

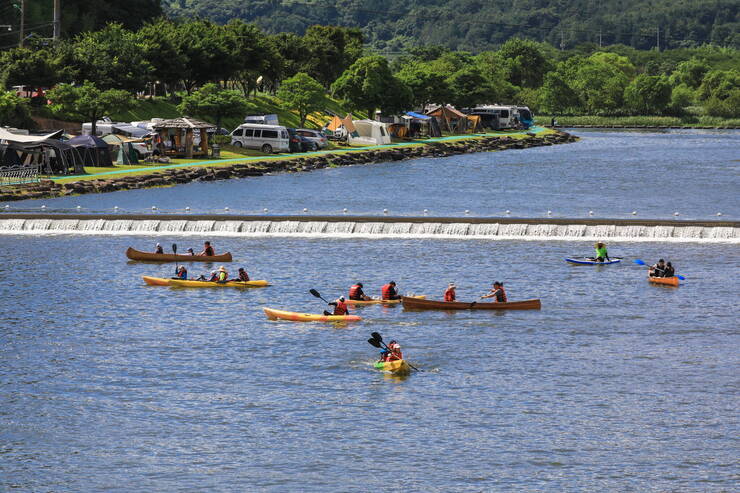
[[401, 296, 541, 310], [126, 247, 233, 262]]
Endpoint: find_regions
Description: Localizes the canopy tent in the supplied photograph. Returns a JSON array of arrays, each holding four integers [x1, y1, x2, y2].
[[0, 139, 83, 175], [103, 134, 141, 165], [0, 144, 24, 168], [0, 128, 63, 144], [67, 134, 113, 167], [401, 111, 439, 138], [426, 105, 469, 133], [405, 111, 431, 120], [152, 117, 215, 158], [112, 124, 150, 138]]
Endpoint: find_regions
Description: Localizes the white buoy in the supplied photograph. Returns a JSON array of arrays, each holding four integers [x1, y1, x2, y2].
[[547, 210, 552, 215], [631, 211, 637, 215], [303, 208, 308, 213], [224, 207, 230, 211], [423, 209, 429, 214], [263, 208, 268, 213], [4, 204, 9, 209], [588, 210, 594, 216], [343, 208, 348, 213], [76, 205, 81, 210], [151, 206, 157, 211], [716, 212, 722, 216], [464, 210, 470, 215], [673, 212, 679, 216], [41, 205, 46, 209], [383, 208, 388, 214], [113, 206, 119, 210], [505, 210, 510, 215]]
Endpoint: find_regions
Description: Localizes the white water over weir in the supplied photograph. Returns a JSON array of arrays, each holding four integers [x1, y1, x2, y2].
[[0, 214, 738, 243]]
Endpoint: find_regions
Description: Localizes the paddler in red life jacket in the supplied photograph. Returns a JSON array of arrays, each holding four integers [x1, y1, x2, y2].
[[236, 267, 249, 282], [381, 281, 401, 300], [444, 283, 456, 301], [175, 265, 187, 280], [325, 296, 349, 316], [481, 281, 507, 302], [199, 241, 215, 256], [349, 282, 372, 301], [385, 340, 403, 361]]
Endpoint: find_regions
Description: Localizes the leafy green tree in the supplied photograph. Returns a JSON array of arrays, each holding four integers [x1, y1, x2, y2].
[[0, 48, 58, 92], [570, 53, 632, 114], [498, 38, 553, 88], [445, 66, 491, 108], [138, 19, 188, 95], [276, 72, 325, 127], [395, 62, 452, 108], [172, 20, 240, 94], [539, 72, 582, 114], [302, 25, 364, 89], [669, 57, 709, 89], [668, 85, 695, 115], [47, 81, 134, 135], [331, 56, 412, 118], [72, 23, 153, 92], [0, 90, 33, 128], [697, 69, 740, 101], [624, 74, 672, 114], [225, 20, 279, 97], [704, 90, 740, 117], [178, 83, 248, 133]]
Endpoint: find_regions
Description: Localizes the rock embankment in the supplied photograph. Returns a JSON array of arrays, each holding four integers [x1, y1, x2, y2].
[[0, 131, 577, 202]]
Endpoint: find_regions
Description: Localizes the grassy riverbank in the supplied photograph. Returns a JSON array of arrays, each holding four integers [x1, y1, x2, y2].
[[537, 114, 740, 128]]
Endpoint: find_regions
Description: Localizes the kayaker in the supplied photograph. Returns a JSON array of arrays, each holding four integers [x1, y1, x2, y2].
[[384, 340, 403, 361], [664, 262, 675, 277], [481, 281, 507, 302], [186, 248, 195, 255], [199, 241, 215, 256], [325, 296, 349, 316], [154, 243, 164, 254], [593, 242, 610, 262], [349, 282, 371, 301], [649, 259, 667, 277], [236, 267, 250, 282], [215, 266, 228, 282], [381, 281, 401, 300], [175, 265, 187, 280], [444, 283, 456, 301]]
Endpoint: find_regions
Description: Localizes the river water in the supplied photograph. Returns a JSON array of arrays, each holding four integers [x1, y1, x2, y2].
[[3, 129, 740, 220], [1, 129, 739, 491]]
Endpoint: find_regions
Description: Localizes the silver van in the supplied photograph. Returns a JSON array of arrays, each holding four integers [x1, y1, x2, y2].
[[230, 124, 290, 153]]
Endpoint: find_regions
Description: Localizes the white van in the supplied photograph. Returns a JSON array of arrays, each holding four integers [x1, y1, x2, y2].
[[230, 124, 290, 153]]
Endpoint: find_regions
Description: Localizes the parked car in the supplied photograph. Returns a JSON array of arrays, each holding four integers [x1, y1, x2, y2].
[[296, 128, 328, 149], [287, 128, 318, 152], [230, 124, 290, 153], [244, 114, 279, 125]]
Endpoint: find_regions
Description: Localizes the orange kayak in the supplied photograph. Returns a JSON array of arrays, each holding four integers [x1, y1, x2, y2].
[[648, 276, 680, 287], [142, 275, 172, 286]]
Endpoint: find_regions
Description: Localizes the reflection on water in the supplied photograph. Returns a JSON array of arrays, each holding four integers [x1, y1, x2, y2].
[[1, 234, 738, 490]]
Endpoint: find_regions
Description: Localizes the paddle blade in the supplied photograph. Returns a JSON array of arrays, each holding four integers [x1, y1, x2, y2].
[[370, 332, 383, 342], [367, 338, 382, 348], [172, 243, 177, 254], [676, 274, 686, 280], [309, 289, 322, 298], [633, 259, 646, 266]]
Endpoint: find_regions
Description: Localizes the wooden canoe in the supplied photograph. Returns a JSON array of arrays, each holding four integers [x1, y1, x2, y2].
[[346, 295, 426, 305], [648, 276, 680, 287], [263, 307, 362, 322], [126, 247, 233, 262], [402, 296, 541, 310]]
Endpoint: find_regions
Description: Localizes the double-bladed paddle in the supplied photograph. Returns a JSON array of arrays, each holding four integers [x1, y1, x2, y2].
[[309, 288, 330, 304], [634, 259, 685, 280], [368, 332, 420, 372], [172, 243, 178, 276]]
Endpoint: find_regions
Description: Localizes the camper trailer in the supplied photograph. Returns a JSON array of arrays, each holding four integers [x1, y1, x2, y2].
[[464, 105, 534, 130]]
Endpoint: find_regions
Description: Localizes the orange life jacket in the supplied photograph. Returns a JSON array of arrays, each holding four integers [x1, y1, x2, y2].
[[348, 284, 363, 300], [333, 301, 348, 315], [381, 284, 395, 300]]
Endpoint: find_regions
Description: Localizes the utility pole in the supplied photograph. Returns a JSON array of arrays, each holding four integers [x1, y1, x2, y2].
[[559, 28, 565, 50], [53, 0, 61, 39], [18, 0, 24, 47], [598, 28, 602, 48], [656, 26, 660, 51]]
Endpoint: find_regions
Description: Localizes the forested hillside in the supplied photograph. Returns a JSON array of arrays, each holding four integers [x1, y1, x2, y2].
[[162, 0, 739, 51]]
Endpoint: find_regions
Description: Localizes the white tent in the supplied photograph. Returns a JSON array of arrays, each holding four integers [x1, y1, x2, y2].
[[0, 128, 63, 144], [348, 120, 391, 147]]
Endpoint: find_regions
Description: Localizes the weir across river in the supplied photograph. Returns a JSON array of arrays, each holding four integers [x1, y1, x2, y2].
[[1, 213, 737, 242]]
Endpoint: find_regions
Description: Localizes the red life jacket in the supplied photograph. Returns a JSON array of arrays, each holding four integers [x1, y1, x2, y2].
[[387, 349, 403, 361], [348, 284, 363, 300], [333, 301, 348, 315], [239, 271, 249, 282], [381, 284, 395, 300], [444, 288, 456, 302]]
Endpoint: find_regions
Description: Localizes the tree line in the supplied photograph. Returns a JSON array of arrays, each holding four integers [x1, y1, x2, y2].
[[0, 18, 738, 129]]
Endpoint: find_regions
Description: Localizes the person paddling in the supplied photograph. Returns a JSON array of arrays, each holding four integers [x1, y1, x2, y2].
[[663, 262, 675, 277], [444, 282, 456, 301], [593, 242, 610, 262], [199, 241, 215, 256], [349, 282, 372, 301], [381, 281, 401, 300], [236, 267, 250, 282], [325, 296, 349, 316], [481, 281, 507, 302], [154, 243, 164, 254], [215, 266, 228, 282], [649, 259, 667, 277], [381, 340, 403, 362], [174, 265, 187, 280]]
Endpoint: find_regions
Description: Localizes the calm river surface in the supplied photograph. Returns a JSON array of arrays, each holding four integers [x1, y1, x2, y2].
[[4, 129, 740, 220], [1, 235, 738, 491]]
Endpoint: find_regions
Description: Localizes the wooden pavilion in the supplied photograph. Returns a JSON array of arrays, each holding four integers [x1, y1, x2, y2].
[[152, 117, 215, 158]]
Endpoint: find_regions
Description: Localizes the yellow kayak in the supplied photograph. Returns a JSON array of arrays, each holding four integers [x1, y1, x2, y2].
[[374, 359, 411, 375], [168, 279, 270, 288], [263, 307, 362, 322], [142, 276, 172, 286], [347, 295, 426, 305]]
